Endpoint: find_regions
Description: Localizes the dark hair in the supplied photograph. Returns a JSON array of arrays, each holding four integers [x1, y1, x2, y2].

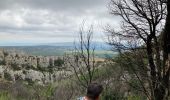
[[86, 83, 103, 100]]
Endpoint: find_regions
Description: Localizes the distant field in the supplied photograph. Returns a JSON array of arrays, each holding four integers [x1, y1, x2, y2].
[[94, 50, 117, 58], [0, 44, 116, 58], [65, 50, 117, 58]]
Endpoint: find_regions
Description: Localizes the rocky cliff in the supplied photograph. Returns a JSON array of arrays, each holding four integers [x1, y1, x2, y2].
[[0, 49, 72, 85]]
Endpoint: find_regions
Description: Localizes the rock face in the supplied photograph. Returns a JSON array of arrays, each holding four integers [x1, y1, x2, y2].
[[0, 49, 72, 85]]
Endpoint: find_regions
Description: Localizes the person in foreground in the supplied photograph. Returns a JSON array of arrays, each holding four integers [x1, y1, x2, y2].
[[78, 83, 103, 100]]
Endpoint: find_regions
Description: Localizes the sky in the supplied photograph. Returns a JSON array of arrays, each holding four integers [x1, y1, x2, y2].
[[0, 0, 120, 46]]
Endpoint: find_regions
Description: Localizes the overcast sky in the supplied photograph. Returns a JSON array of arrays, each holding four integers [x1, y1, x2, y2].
[[0, 0, 120, 46]]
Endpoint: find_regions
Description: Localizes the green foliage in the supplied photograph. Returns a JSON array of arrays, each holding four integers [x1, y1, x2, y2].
[[11, 63, 21, 71], [54, 58, 64, 67], [127, 95, 145, 100], [113, 50, 148, 75], [0, 91, 10, 100], [37, 65, 46, 72], [4, 72, 12, 81], [128, 79, 142, 94], [23, 64, 35, 70], [101, 92, 126, 100], [42, 84, 55, 98], [48, 58, 54, 73], [0, 80, 57, 100], [0, 59, 6, 65], [25, 78, 34, 86], [48, 66, 53, 74]]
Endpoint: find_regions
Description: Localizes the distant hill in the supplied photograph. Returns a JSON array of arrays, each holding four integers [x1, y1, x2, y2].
[[40, 42, 111, 50], [0, 42, 115, 57]]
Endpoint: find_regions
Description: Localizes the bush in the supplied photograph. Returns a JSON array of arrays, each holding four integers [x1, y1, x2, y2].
[[4, 72, 12, 81], [37, 65, 47, 72], [0, 59, 6, 65], [22, 70, 27, 74], [54, 58, 64, 67], [101, 90, 126, 100], [25, 78, 34, 86], [11, 63, 21, 71]]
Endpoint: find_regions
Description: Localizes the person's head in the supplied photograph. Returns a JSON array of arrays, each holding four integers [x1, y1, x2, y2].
[[86, 83, 103, 100]]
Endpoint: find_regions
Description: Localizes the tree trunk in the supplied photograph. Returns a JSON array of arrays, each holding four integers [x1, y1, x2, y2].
[[159, 0, 170, 100]]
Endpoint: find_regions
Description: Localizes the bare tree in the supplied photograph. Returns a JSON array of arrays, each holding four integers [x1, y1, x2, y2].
[[65, 25, 96, 88], [107, 0, 169, 100]]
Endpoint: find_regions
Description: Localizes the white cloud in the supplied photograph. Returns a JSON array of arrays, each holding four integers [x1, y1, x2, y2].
[[0, 0, 120, 45]]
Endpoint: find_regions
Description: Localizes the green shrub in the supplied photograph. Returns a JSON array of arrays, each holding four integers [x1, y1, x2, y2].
[[101, 91, 126, 100], [37, 66, 47, 72], [22, 70, 27, 74], [54, 58, 64, 67], [4, 72, 12, 81], [11, 63, 21, 71], [127, 95, 146, 100], [25, 78, 34, 86], [0, 59, 6, 65]]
